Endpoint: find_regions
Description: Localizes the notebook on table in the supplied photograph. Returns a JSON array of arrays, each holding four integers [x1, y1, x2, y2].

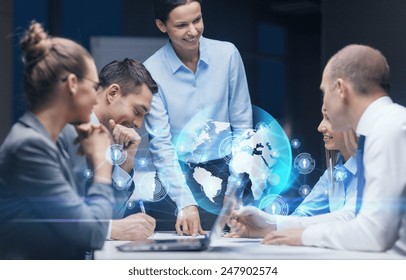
[[116, 188, 238, 252]]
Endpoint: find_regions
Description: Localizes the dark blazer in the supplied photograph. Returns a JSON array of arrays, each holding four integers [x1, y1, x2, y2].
[[0, 112, 114, 259]]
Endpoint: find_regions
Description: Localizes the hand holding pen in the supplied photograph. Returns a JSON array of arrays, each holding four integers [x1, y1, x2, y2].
[[139, 200, 146, 214]]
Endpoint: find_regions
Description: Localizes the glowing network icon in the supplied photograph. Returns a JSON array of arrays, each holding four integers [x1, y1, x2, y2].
[[270, 150, 280, 158], [235, 179, 244, 188], [294, 153, 315, 174], [176, 144, 187, 156], [137, 157, 148, 168], [138, 173, 168, 202], [259, 194, 289, 216], [334, 166, 348, 182], [218, 136, 235, 164], [299, 184, 311, 198], [127, 200, 136, 210], [113, 176, 126, 191], [83, 169, 93, 179], [291, 139, 301, 149], [152, 127, 164, 136], [106, 144, 127, 165]]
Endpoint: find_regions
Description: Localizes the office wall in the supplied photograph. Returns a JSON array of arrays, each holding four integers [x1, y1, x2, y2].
[[59, 0, 123, 50], [9, 0, 324, 192], [10, 0, 321, 138], [123, 0, 259, 106], [0, 0, 13, 144], [6, 0, 405, 210], [12, 0, 48, 122], [11, 0, 124, 122], [323, 0, 406, 106], [123, 0, 321, 131], [123, 0, 324, 197]]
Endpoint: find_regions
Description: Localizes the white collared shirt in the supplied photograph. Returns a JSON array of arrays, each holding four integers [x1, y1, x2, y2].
[[302, 96, 406, 255]]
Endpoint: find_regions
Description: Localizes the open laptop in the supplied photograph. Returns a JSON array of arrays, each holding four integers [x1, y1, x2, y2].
[[116, 188, 238, 252]]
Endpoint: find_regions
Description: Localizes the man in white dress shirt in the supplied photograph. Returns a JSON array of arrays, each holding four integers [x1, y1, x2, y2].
[[260, 44, 406, 255], [228, 45, 406, 254]]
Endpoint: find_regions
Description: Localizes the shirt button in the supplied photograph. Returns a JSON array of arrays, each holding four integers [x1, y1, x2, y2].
[[193, 82, 197, 87]]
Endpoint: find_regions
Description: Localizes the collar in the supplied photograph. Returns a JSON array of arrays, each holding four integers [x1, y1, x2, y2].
[[19, 111, 53, 142], [90, 112, 100, 125], [342, 154, 357, 176], [165, 36, 209, 74], [335, 153, 356, 176], [356, 96, 393, 137]]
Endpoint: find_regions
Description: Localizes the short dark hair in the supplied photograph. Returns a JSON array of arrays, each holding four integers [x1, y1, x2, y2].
[[153, 0, 202, 23], [328, 44, 390, 94], [98, 58, 158, 95]]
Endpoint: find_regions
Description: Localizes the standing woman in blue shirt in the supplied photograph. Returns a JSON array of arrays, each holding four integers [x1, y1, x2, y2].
[[143, 0, 253, 235]]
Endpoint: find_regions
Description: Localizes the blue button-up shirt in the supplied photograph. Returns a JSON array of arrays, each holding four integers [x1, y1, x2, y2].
[[292, 154, 357, 216], [144, 37, 253, 209]]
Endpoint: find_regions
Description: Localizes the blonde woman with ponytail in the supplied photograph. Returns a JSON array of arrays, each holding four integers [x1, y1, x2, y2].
[[0, 21, 113, 259]]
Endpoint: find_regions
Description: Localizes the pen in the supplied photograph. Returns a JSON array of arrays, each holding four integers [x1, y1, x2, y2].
[[139, 200, 146, 214]]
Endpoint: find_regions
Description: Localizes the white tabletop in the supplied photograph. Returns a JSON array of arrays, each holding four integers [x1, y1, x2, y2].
[[94, 233, 403, 260]]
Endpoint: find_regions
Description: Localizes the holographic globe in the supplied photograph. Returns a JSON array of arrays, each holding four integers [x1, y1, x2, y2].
[[173, 105, 292, 214]]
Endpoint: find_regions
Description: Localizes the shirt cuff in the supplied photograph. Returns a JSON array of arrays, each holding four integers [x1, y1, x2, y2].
[[170, 184, 198, 211], [177, 200, 198, 211], [112, 165, 133, 189], [275, 215, 301, 230], [126, 168, 135, 188], [106, 219, 113, 240], [301, 225, 321, 246]]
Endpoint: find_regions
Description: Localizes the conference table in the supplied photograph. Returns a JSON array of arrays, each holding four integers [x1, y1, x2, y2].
[[94, 232, 403, 260]]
